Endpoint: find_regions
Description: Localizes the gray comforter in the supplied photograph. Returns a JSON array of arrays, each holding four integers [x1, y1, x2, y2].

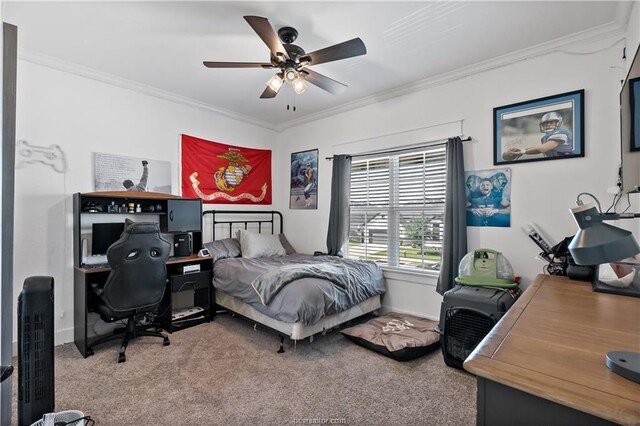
[[213, 254, 385, 325]]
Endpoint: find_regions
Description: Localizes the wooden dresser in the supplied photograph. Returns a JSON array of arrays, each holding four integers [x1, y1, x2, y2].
[[464, 274, 640, 425]]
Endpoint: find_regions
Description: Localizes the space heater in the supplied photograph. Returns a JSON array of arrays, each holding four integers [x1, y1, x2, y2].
[[18, 276, 55, 426]]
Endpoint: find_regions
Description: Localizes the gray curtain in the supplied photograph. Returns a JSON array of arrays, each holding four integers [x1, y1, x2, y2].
[[436, 137, 467, 295], [326, 155, 352, 256]]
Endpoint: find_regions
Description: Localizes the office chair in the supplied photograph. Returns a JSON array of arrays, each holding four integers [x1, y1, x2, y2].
[[87, 220, 171, 363]]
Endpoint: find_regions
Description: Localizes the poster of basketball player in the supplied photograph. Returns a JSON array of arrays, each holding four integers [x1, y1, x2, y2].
[[493, 90, 584, 165], [290, 149, 318, 209]]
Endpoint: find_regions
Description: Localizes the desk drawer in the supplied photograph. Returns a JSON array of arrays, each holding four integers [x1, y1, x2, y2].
[[170, 271, 210, 293]]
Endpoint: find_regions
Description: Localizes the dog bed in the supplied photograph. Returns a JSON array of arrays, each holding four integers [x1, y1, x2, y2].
[[341, 312, 440, 361]]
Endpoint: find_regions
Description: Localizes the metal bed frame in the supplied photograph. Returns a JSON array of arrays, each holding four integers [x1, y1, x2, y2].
[[203, 210, 283, 241], [201, 209, 381, 353]]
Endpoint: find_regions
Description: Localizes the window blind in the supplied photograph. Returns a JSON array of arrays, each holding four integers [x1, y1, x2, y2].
[[348, 146, 447, 271]]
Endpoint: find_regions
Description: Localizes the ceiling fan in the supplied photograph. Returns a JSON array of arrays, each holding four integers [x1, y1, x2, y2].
[[203, 16, 367, 98]]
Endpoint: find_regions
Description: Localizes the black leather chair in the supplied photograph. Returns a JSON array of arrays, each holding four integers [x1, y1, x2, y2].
[[88, 220, 171, 363]]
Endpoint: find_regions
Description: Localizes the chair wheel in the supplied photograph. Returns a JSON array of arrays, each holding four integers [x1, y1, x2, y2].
[[118, 353, 126, 363], [163, 337, 170, 346]]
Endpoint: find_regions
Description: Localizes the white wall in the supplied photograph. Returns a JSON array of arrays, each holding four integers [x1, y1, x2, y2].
[[13, 19, 637, 344], [624, 1, 639, 76], [274, 35, 626, 320], [623, 1, 640, 226], [13, 60, 276, 345]]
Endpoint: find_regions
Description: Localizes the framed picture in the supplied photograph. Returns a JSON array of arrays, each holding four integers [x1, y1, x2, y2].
[[493, 89, 584, 165], [465, 168, 511, 228], [290, 149, 318, 209], [631, 77, 640, 152], [94, 152, 172, 193]]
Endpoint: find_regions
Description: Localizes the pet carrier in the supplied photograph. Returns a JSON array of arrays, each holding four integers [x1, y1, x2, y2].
[[440, 285, 519, 369]]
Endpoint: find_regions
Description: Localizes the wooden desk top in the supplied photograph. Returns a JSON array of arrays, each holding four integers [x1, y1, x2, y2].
[[76, 254, 207, 273], [464, 274, 640, 425]]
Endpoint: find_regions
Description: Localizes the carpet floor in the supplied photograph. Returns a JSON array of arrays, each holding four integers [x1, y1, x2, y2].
[[12, 314, 476, 425]]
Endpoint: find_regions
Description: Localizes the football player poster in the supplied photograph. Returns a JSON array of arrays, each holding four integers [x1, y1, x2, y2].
[[632, 77, 640, 151], [181, 134, 272, 204], [493, 90, 584, 165], [465, 168, 511, 227], [290, 149, 318, 209]]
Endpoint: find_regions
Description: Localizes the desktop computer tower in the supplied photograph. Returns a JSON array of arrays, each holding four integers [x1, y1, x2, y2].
[[18, 276, 55, 426], [174, 233, 192, 257]]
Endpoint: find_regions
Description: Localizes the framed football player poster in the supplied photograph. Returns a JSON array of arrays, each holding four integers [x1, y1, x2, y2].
[[493, 89, 584, 165], [631, 77, 640, 152], [290, 149, 318, 209]]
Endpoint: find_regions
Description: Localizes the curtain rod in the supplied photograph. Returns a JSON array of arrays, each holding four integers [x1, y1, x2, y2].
[[325, 136, 471, 160]]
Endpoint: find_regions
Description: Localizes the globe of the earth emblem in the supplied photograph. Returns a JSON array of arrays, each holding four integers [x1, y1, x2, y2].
[[223, 166, 243, 188]]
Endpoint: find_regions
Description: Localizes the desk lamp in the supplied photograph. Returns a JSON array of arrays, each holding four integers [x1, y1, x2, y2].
[[568, 192, 640, 384]]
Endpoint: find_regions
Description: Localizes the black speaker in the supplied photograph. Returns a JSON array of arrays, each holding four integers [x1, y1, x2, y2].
[[18, 276, 55, 426], [173, 233, 192, 257]]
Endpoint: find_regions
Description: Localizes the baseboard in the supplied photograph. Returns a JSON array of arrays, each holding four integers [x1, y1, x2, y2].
[[11, 326, 75, 357], [378, 305, 439, 322]]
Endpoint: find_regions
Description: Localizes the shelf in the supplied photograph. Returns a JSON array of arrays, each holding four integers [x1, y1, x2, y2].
[[80, 191, 187, 200], [80, 211, 166, 215], [170, 314, 209, 332]]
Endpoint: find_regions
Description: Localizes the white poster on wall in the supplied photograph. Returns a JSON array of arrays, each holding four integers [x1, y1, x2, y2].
[[94, 153, 172, 193]]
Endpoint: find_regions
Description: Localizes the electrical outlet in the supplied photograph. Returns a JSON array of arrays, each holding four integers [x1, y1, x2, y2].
[[617, 164, 623, 188]]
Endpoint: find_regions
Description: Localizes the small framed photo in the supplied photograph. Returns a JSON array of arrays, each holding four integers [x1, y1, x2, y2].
[[631, 77, 640, 152], [493, 89, 584, 165], [290, 149, 318, 209]]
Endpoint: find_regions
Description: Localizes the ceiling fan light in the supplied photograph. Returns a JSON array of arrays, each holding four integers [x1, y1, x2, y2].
[[292, 78, 308, 95], [267, 74, 284, 92], [284, 67, 299, 83]]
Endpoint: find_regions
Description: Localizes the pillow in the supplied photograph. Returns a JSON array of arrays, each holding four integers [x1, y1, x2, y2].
[[238, 229, 286, 259], [279, 234, 297, 255], [341, 313, 441, 361], [203, 238, 241, 262]]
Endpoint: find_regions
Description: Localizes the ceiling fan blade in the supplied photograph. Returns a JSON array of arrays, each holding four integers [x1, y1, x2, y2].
[[203, 61, 274, 69], [259, 85, 278, 99], [244, 16, 289, 61], [305, 38, 366, 66], [300, 69, 347, 95]]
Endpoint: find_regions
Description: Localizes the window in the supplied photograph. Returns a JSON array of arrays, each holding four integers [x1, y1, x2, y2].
[[348, 145, 447, 271]]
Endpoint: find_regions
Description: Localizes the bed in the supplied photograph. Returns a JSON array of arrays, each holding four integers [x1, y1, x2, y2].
[[202, 210, 385, 351]]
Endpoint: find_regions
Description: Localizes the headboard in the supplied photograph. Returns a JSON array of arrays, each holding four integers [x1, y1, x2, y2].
[[202, 210, 283, 242]]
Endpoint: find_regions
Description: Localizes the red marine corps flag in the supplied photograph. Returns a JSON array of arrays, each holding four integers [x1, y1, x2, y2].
[[181, 134, 272, 204]]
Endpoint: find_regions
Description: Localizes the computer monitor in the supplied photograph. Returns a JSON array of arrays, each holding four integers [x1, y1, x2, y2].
[[91, 222, 125, 256]]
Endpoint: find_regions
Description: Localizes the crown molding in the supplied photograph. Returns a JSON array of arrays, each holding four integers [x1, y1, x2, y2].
[[275, 21, 626, 132], [18, 18, 626, 135], [18, 49, 279, 132], [615, 1, 635, 33]]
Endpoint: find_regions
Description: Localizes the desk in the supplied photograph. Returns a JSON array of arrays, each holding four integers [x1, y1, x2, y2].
[[464, 275, 640, 425], [74, 255, 212, 358]]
